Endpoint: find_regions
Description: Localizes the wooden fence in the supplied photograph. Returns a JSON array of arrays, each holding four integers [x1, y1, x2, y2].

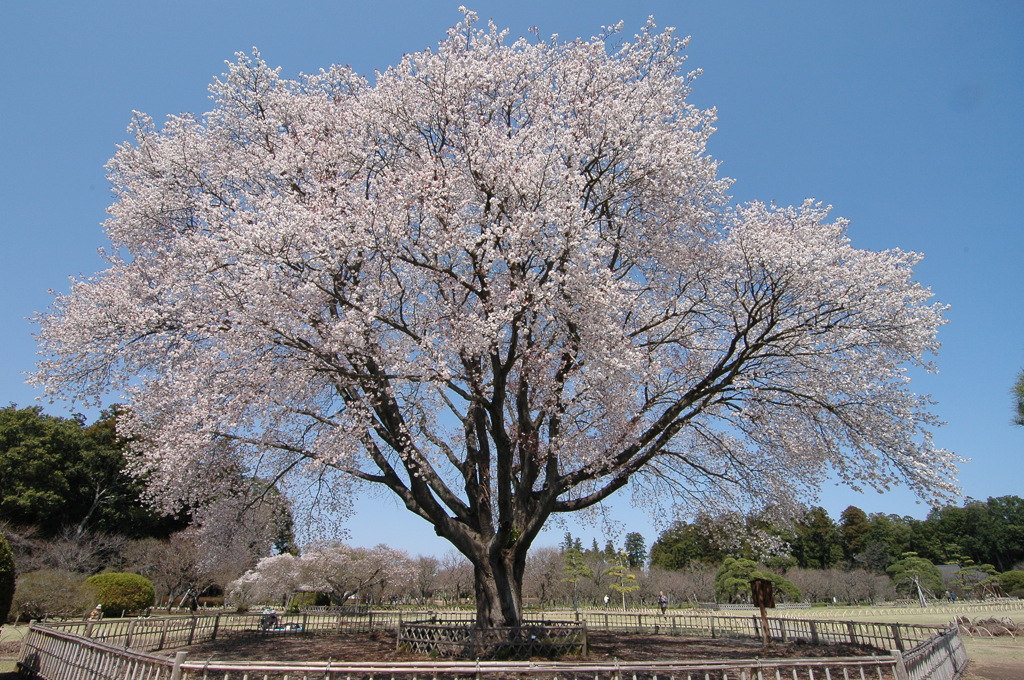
[[18, 611, 969, 680], [29, 609, 945, 653], [396, 619, 587, 658], [16, 625, 187, 680], [774, 598, 1024, 620]]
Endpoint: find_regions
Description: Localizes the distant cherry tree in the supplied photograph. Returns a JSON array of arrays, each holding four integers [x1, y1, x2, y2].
[[229, 542, 411, 606], [34, 11, 956, 628]]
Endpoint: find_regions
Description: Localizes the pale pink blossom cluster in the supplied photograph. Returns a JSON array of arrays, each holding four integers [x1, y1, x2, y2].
[[34, 12, 956, 622], [228, 542, 413, 606]]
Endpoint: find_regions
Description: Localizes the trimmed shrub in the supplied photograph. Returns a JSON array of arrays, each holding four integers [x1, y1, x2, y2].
[[0, 533, 14, 622], [84, 572, 156, 616], [13, 570, 92, 621], [714, 557, 801, 603], [999, 570, 1024, 598]]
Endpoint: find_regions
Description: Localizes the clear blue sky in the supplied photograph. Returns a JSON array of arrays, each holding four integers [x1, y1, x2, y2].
[[2, 1, 1022, 557]]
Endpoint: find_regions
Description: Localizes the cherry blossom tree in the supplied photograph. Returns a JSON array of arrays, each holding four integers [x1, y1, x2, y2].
[[229, 542, 412, 606], [34, 12, 957, 628], [299, 542, 413, 604], [229, 552, 300, 607]]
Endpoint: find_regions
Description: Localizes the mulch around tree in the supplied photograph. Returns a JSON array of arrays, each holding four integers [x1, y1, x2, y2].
[[177, 630, 884, 664]]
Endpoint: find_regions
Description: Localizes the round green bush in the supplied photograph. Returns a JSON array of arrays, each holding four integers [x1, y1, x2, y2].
[[84, 572, 156, 616], [0, 532, 15, 623]]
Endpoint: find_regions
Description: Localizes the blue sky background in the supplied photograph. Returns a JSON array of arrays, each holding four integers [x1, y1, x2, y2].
[[2, 1, 1021, 557]]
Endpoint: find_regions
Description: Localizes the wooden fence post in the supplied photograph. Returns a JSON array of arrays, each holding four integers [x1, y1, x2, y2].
[[159, 617, 170, 650], [125, 618, 137, 648], [891, 623, 904, 652], [187, 616, 198, 645], [169, 651, 189, 680], [809, 620, 819, 646], [891, 649, 909, 680], [846, 621, 857, 646], [211, 612, 221, 641]]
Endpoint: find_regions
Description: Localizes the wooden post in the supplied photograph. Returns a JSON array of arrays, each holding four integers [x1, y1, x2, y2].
[[158, 617, 170, 650], [211, 612, 220, 641], [750, 579, 774, 649], [891, 623, 905, 652], [846, 620, 858, 646], [169, 651, 189, 680], [809, 620, 819, 646], [891, 649, 909, 680], [187, 616, 198, 645]]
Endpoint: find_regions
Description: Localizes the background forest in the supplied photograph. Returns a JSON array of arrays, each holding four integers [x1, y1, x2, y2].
[[2, 404, 1022, 623]]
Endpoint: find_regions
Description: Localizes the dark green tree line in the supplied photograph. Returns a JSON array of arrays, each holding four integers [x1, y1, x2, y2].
[[651, 498, 1024, 575], [0, 405, 185, 538]]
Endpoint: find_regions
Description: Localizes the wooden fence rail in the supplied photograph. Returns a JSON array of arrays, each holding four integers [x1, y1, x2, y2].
[[19, 612, 969, 679], [34, 609, 945, 654], [16, 626, 183, 680], [396, 619, 587, 658]]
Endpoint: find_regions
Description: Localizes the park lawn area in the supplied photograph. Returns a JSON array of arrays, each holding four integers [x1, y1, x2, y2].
[[819, 605, 1023, 680], [0, 623, 29, 673]]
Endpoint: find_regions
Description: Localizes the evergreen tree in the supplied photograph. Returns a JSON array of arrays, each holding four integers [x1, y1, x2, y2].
[[714, 557, 800, 603], [606, 552, 639, 611], [0, 532, 14, 623], [839, 506, 870, 562], [623, 532, 646, 569], [0, 405, 185, 538], [792, 507, 841, 569], [562, 546, 593, 610]]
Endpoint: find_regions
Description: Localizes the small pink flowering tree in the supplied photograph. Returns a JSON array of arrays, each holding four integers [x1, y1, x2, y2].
[[34, 12, 957, 629]]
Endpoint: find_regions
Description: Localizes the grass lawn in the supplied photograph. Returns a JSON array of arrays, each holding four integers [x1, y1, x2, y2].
[[816, 604, 1023, 680], [0, 623, 29, 673]]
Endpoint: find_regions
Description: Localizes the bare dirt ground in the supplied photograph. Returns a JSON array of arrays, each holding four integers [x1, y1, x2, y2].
[[179, 629, 882, 664], [5, 610, 1021, 679]]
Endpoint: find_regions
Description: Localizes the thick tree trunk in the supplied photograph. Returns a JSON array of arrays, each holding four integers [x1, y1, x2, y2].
[[464, 540, 528, 626], [472, 550, 525, 628]]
